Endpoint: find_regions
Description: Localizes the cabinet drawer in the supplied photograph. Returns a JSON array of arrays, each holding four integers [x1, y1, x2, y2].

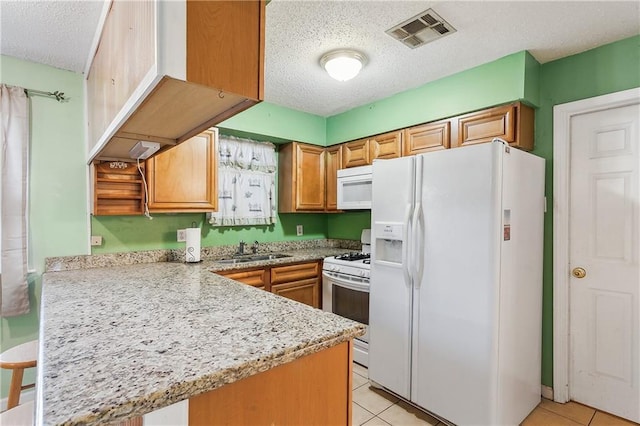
[[271, 278, 319, 308], [271, 262, 319, 285], [220, 268, 268, 288], [404, 121, 450, 155], [342, 139, 370, 168]]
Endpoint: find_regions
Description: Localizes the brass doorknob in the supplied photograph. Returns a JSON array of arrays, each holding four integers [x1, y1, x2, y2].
[[572, 267, 587, 278]]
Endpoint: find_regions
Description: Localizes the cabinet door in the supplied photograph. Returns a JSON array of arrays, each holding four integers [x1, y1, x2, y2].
[[146, 129, 218, 212], [271, 278, 320, 308], [86, 0, 155, 152], [342, 139, 370, 168], [295, 144, 326, 211], [219, 268, 269, 291], [271, 262, 320, 308], [454, 104, 516, 148], [403, 121, 450, 156], [370, 131, 402, 161], [325, 146, 342, 212]]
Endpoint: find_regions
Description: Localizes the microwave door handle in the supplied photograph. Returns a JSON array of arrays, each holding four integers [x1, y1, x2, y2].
[[322, 271, 369, 292], [402, 202, 413, 287]]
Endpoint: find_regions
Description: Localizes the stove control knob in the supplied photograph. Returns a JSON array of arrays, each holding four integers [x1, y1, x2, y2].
[[359, 270, 366, 277], [331, 265, 339, 272]]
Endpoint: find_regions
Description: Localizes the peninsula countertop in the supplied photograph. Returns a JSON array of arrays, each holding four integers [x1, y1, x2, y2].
[[38, 256, 365, 425]]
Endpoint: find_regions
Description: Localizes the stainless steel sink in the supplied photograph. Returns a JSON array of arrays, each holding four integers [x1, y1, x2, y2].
[[213, 253, 291, 264]]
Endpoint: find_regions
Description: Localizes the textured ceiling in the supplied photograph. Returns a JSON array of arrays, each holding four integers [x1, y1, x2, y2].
[[1, 1, 638, 118], [0, 1, 103, 73]]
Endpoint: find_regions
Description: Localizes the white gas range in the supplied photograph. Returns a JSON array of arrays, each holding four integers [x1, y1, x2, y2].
[[322, 230, 371, 367]]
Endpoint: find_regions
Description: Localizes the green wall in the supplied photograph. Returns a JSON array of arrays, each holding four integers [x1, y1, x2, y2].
[[326, 51, 536, 144], [220, 102, 326, 146], [92, 213, 327, 254], [534, 35, 640, 386], [0, 56, 89, 397]]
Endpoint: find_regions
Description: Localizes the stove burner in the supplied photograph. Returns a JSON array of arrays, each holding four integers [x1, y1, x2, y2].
[[335, 252, 371, 262], [363, 259, 370, 265]]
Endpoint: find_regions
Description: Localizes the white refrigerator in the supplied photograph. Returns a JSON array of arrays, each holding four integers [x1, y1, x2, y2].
[[369, 141, 545, 425]]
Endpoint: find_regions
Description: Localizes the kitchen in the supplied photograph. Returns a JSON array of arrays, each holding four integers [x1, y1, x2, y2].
[[1, 0, 639, 425]]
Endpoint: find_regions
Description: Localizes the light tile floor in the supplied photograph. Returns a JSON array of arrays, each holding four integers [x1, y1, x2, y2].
[[351, 363, 640, 426]]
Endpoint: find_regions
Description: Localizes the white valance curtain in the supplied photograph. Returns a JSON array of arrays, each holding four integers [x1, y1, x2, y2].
[[0, 85, 30, 317], [208, 135, 277, 226]]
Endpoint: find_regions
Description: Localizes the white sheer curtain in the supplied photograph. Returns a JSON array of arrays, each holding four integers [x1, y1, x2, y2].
[[208, 135, 277, 226], [0, 85, 30, 317]]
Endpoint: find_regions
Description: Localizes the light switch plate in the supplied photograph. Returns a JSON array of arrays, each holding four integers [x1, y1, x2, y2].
[[177, 229, 187, 242], [296, 225, 303, 236], [91, 236, 103, 246]]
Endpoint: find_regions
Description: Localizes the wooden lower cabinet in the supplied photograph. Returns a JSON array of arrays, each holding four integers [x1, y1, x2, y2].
[[217, 261, 322, 308], [189, 341, 352, 425], [218, 268, 269, 290], [272, 278, 319, 308]]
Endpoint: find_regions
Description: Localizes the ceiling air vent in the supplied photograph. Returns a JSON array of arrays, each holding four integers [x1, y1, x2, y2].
[[386, 8, 456, 49]]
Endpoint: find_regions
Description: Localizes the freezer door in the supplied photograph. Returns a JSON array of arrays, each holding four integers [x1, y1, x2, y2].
[[369, 156, 415, 399], [411, 142, 503, 424]]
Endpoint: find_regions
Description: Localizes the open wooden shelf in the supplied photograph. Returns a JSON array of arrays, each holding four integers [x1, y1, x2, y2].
[[93, 162, 144, 216]]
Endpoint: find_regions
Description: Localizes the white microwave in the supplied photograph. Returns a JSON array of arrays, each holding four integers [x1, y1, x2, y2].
[[337, 165, 372, 210]]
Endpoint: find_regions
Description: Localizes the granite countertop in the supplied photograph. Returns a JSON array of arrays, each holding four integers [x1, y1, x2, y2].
[[39, 255, 365, 425]]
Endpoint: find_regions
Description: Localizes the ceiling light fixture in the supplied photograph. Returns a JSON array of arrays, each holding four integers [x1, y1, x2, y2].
[[320, 49, 367, 82]]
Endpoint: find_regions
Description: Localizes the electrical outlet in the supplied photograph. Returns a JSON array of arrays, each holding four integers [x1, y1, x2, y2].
[[177, 229, 187, 242], [90, 236, 103, 246], [296, 225, 303, 236]]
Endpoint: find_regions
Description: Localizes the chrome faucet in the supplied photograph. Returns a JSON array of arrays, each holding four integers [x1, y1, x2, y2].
[[251, 241, 259, 254], [237, 240, 246, 255]]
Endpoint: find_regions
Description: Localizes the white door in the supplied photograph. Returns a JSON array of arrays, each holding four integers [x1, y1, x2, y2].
[[569, 102, 639, 422]]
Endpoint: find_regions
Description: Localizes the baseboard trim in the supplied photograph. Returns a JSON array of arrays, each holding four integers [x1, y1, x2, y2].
[[0, 389, 35, 411], [541, 384, 554, 400]]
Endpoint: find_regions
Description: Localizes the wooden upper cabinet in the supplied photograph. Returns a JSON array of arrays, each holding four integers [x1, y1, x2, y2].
[[86, 0, 265, 163], [342, 139, 370, 168], [325, 146, 342, 212], [146, 129, 218, 212], [370, 131, 403, 161], [452, 102, 534, 151], [404, 120, 451, 156], [278, 142, 326, 212]]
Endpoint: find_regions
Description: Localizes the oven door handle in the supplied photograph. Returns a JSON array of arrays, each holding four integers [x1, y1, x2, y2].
[[322, 271, 369, 292]]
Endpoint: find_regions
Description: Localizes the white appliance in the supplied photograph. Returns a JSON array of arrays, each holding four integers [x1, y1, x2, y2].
[[369, 141, 545, 425], [337, 165, 372, 210], [322, 229, 371, 366]]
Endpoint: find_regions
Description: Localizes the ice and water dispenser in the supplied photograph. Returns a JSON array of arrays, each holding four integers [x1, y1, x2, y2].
[[373, 222, 404, 265]]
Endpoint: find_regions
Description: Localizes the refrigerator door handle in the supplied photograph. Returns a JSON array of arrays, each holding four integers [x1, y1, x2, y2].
[[411, 202, 422, 284], [414, 202, 425, 285], [402, 202, 413, 287]]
